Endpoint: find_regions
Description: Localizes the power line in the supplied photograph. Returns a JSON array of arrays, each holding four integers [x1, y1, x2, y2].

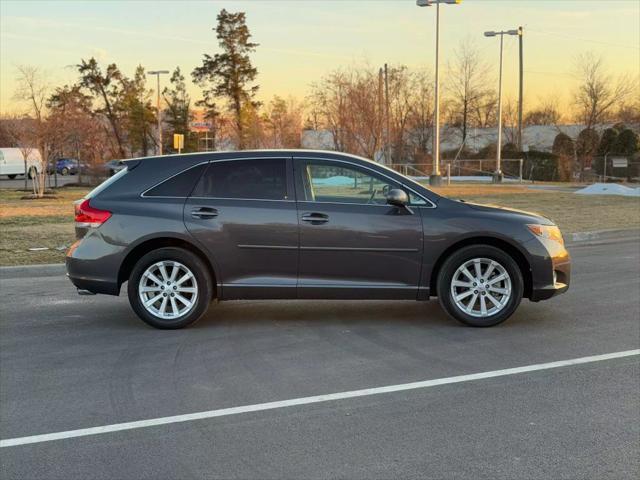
[[527, 28, 640, 51]]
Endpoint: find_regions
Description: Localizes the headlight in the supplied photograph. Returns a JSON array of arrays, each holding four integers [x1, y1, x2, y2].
[[527, 224, 564, 246]]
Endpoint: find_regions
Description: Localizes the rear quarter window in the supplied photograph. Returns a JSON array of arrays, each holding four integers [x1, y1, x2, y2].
[[86, 167, 129, 199], [144, 164, 206, 197]]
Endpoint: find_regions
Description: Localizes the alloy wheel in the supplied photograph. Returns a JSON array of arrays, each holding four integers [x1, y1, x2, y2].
[[450, 257, 512, 318], [138, 261, 198, 319]]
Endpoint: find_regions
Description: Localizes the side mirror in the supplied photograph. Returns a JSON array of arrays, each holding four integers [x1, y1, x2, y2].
[[386, 189, 409, 207]]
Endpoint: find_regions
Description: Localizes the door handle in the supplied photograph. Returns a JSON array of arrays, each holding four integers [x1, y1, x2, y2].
[[191, 207, 218, 219], [301, 213, 329, 224]]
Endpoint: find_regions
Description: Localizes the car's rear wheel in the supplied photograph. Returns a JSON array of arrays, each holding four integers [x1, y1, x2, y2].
[[127, 247, 213, 329], [7, 174, 16, 179], [437, 245, 523, 327]]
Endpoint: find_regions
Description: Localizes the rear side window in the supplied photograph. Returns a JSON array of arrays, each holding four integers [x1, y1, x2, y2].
[[87, 167, 128, 199], [145, 164, 206, 197], [193, 159, 287, 200]]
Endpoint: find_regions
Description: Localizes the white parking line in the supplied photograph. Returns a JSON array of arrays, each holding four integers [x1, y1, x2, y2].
[[2, 349, 638, 448]]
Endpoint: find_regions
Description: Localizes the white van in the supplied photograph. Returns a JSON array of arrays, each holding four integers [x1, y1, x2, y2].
[[0, 148, 41, 179]]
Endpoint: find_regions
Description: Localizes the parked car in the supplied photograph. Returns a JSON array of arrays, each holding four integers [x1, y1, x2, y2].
[[48, 158, 87, 175], [104, 159, 126, 176], [67, 150, 570, 329], [0, 148, 41, 179]]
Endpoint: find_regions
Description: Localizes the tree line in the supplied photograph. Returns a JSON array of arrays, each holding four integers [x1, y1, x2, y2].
[[1, 8, 639, 195]]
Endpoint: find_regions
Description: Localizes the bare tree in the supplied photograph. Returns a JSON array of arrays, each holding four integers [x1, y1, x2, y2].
[[2, 116, 36, 190], [501, 97, 519, 148], [573, 52, 634, 129], [405, 70, 434, 164], [308, 69, 367, 154], [309, 64, 436, 164], [446, 39, 493, 145], [263, 96, 303, 148], [524, 95, 563, 126], [13, 65, 50, 197]]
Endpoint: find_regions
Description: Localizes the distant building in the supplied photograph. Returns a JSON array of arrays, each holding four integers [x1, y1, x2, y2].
[[302, 124, 638, 156]]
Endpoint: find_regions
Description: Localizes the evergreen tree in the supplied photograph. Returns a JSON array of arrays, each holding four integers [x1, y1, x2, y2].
[[192, 9, 260, 149], [77, 58, 127, 158], [163, 67, 196, 152], [120, 65, 156, 157], [612, 129, 639, 157], [552, 132, 575, 181]]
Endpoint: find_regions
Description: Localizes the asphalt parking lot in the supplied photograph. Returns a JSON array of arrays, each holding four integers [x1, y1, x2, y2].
[[1, 240, 639, 479]]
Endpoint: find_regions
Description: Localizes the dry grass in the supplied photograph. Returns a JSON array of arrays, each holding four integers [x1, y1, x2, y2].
[[1, 184, 639, 266], [0, 187, 89, 266], [430, 184, 640, 234]]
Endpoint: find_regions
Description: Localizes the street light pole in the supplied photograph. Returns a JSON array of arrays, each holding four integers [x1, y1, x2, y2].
[[517, 26, 524, 152], [433, 1, 441, 183], [496, 33, 504, 181], [484, 29, 519, 183], [147, 70, 169, 155], [417, 0, 461, 187]]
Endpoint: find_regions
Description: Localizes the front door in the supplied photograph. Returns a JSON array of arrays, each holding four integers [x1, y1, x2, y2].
[[184, 157, 298, 299], [294, 158, 425, 299]]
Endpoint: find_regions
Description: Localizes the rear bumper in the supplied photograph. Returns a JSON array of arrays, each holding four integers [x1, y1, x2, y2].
[[66, 257, 120, 295], [65, 236, 122, 296]]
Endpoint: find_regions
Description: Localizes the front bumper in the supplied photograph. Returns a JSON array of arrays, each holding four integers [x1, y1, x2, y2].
[[529, 237, 571, 302]]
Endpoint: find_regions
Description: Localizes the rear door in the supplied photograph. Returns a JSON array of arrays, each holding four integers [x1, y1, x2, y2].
[[294, 157, 425, 299], [184, 157, 298, 299]]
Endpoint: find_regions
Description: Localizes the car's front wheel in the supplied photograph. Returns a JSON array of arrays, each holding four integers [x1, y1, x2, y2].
[[437, 245, 523, 327], [127, 247, 213, 329]]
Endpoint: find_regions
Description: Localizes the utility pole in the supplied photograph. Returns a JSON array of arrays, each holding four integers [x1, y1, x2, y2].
[[378, 68, 384, 162], [517, 26, 524, 152], [147, 70, 169, 155], [384, 63, 390, 165]]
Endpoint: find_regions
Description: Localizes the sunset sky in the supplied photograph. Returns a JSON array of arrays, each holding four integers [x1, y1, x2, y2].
[[1, 0, 638, 117]]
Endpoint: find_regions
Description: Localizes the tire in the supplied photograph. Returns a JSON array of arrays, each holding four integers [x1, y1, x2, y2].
[[7, 174, 16, 179], [27, 167, 37, 179], [436, 245, 523, 327], [127, 247, 213, 329], [61, 167, 69, 176]]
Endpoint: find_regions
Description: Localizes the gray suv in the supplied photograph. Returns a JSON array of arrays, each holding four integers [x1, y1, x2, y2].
[[67, 150, 570, 329]]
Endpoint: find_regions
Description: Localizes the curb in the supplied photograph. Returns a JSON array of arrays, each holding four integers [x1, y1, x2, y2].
[[566, 228, 640, 246], [1, 229, 638, 278], [0, 263, 66, 279]]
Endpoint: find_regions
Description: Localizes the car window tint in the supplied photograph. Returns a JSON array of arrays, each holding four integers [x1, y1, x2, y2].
[[193, 159, 287, 200], [145, 164, 206, 197], [304, 163, 398, 205]]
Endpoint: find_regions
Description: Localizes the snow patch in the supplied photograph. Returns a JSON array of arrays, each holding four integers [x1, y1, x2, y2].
[[575, 183, 640, 197]]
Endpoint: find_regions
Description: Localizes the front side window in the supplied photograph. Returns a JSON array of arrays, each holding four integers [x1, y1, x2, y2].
[[193, 159, 287, 200], [302, 162, 426, 205]]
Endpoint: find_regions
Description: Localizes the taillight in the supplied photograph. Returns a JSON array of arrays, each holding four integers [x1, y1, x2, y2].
[[74, 199, 111, 228]]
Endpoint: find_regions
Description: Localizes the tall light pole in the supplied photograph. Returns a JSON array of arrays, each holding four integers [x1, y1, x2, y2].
[[147, 70, 169, 155], [417, 0, 461, 187], [517, 26, 524, 152], [484, 29, 519, 183]]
